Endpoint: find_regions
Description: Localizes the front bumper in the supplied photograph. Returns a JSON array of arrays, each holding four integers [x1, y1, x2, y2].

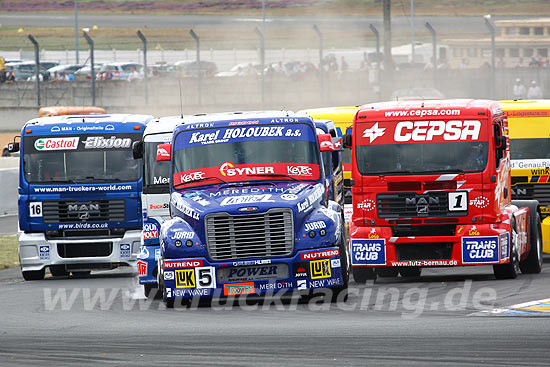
[[18, 230, 141, 272], [137, 245, 161, 285], [161, 246, 344, 299], [350, 224, 511, 267]]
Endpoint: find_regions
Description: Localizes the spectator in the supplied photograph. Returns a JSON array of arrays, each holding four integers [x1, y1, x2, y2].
[[340, 56, 348, 73], [529, 56, 539, 68], [5, 71, 15, 84], [127, 67, 142, 82], [516, 57, 527, 68], [104, 67, 113, 80], [459, 58, 470, 69], [512, 78, 526, 99], [527, 81, 543, 99]]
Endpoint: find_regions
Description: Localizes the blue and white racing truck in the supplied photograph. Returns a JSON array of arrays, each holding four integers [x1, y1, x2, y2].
[[133, 116, 186, 297], [10, 114, 153, 280], [156, 111, 348, 307]]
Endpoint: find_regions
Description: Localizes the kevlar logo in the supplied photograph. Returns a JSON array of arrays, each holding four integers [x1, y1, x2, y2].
[[461, 236, 499, 264], [351, 239, 386, 266], [310, 259, 331, 279], [120, 244, 131, 258], [175, 269, 196, 288], [223, 282, 255, 296], [292, 262, 309, 278], [137, 260, 148, 277], [39, 245, 50, 260], [500, 233, 509, 260]]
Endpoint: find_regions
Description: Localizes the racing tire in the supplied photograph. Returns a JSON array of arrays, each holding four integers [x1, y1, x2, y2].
[[144, 284, 162, 299], [49, 265, 69, 277], [71, 270, 91, 278], [398, 267, 422, 278], [352, 267, 377, 283], [22, 268, 45, 281], [377, 267, 399, 278], [520, 212, 543, 274], [493, 221, 519, 280]]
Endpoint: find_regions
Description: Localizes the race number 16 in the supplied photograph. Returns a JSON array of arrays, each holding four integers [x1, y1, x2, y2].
[[29, 202, 42, 217], [448, 192, 467, 211]]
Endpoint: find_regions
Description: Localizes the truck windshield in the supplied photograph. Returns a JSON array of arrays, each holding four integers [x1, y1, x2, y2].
[[172, 123, 320, 188], [23, 133, 142, 184], [356, 141, 488, 175], [510, 138, 550, 160], [144, 141, 170, 193]]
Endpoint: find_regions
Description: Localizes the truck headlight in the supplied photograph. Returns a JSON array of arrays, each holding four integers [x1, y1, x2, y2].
[[175, 240, 182, 247], [185, 240, 193, 248]]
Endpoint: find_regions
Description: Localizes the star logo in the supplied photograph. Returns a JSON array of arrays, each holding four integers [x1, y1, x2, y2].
[[362, 122, 386, 143]]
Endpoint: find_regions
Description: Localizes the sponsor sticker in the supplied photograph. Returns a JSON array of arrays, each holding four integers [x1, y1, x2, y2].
[[143, 222, 159, 239], [281, 194, 298, 201], [138, 246, 150, 260], [172, 231, 194, 240], [175, 269, 196, 288], [164, 260, 203, 269], [351, 239, 386, 266], [310, 259, 331, 279], [164, 271, 174, 280], [155, 248, 161, 261], [39, 245, 50, 261], [357, 199, 376, 212], [220, 264, 283, 282], [83, 136, 132, 149], [304, 221, 326, 231], [461, 236, 499, 264], [120, 243, 131, 258], [500, 233, 509, 260], [292, 262, 309, 278], [470, 196, 490, 209], [301, 248, 339, 261], [297, 279, 308, 290], [34, 137, 79, 151], [331, 259, 341, 268], [220, 194, 274, 206], [223, 282, 255, 296], [137, 260, 148, 277]]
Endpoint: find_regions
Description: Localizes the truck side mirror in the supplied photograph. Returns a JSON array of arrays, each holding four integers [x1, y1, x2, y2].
[[495, 136, 507, 150], [132, 141, 143, 159], [318, 134, 335, 152], [157, 143, 171, 162], [343, 133, 352, 148], [7, 142, 19, 153]]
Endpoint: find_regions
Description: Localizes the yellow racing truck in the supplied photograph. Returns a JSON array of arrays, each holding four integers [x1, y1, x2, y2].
[[298, 106, 360, 222], [500, 99, 550, 253]]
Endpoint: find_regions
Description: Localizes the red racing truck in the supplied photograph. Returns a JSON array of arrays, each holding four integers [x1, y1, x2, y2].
[[345, 99, 543, 281]]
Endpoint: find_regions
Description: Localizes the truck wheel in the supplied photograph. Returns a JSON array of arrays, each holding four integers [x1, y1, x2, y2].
[[352, 267, 377, 283], [49, 265, 69, 277], [22, 268, 45, 281], [331, 224, 350, 302], [377, 267, 399, 278], [399, 267, 422, 278], [72, 270, 91, 278], [520, 212, 543, 274], [144, 284, 161, 299], [493, 222, 519, 279]]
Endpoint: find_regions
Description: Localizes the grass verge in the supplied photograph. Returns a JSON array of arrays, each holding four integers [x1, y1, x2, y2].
[[0, 236, 19, 270]]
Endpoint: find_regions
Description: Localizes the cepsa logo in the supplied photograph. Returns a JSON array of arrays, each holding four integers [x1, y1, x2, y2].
[[393, 120, 481, 142], [34, 137, 79, 151], [219, 162, 275, 177]]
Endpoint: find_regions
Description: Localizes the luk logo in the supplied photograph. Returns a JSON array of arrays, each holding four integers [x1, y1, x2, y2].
[[394, 120, 481, 142], [223, 282, 255, 296], [175, 269, 196, 288], [287, 165, 313, 177], [34, 137, 79, 151], [362, 123, 386, 143], [310, 259, 331, 279]]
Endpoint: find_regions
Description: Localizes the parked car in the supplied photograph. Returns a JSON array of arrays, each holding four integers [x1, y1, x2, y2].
[[174, 60, 217, 77], [74, 63, 104, 81], [216, 62, 261, 77], [5, 61, 55, 81], [390, 87, 445, 101], [29, 64, 83, 81], [98, 62, 144, 80]]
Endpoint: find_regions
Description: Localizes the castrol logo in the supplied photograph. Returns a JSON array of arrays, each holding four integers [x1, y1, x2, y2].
[[394, 120, 481, 142]]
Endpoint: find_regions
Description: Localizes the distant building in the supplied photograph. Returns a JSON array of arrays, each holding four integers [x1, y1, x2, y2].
[[446, 18, 550, 68]]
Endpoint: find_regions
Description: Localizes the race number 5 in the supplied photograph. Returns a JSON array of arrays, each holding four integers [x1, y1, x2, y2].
[[29, 202, 42, 217], [448, 192, 467, 211], [195, 267, 216, 289]]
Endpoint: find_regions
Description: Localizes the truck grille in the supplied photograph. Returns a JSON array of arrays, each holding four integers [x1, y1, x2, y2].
[[43, 200, 125, 223], [377, 192, 468, 219], [512, 183, 550, 210], [205, 208, 294, 261]]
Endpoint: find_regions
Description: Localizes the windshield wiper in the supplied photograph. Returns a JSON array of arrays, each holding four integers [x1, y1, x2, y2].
[[40, 179, 78, 184], [419, 169, 466, 174], [247, 173, 299, 182], [220, 181, 276, 189], [373, 170, 415, 176], [76, 177, 123, 183], [173, 176, 227, 189]]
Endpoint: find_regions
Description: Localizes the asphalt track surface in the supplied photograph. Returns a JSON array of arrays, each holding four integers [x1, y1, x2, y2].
[[1, 262, 550, 366], [0, 13, 528, 33]]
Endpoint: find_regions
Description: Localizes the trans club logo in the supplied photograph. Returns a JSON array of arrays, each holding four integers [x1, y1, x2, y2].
[[137, 260, 148, 276], [351, 239, 386, 266], [362, 123, 386, 143], [461, 236, 499, 264]]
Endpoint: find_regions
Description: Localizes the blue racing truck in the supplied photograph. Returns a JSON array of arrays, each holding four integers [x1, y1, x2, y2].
[[133, 115, 185, 297], [10, 114, 153, 280], [155, 111, 348, 307]]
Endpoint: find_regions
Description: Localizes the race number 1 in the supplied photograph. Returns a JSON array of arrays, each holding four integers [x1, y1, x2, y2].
[[448, 192, 467, 211], [30, 202, 42, 217]]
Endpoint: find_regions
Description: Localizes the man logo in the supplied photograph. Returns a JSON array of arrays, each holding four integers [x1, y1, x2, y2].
[[175, 269, 196, 288], [310, 259, 331, 279]]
